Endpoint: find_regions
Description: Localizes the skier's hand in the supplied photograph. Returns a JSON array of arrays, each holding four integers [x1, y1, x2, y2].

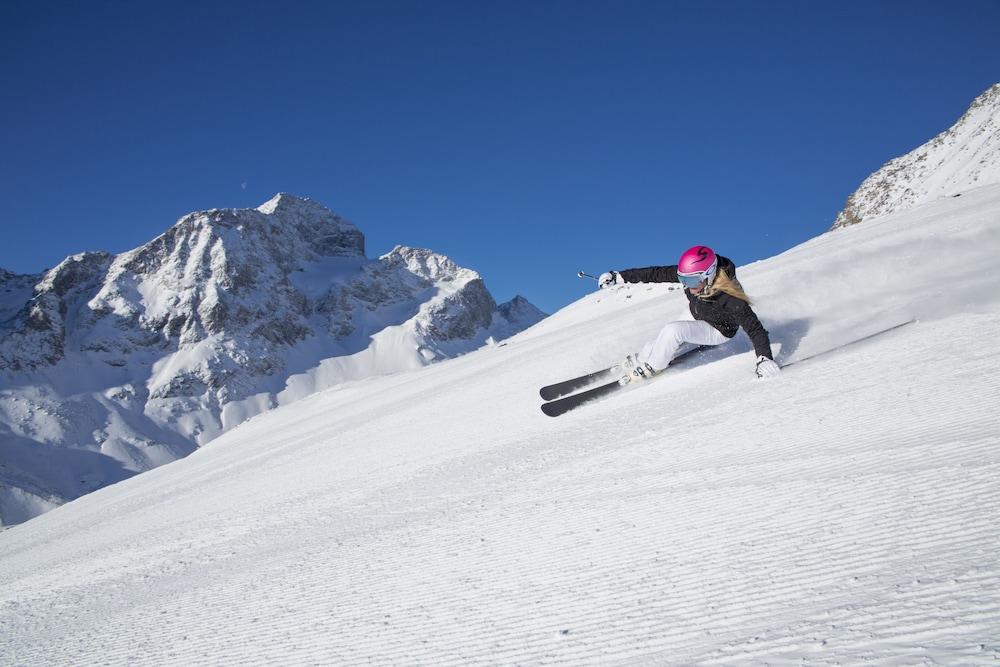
[[755, 355, 781, 379], [598, 271, 621, 289]]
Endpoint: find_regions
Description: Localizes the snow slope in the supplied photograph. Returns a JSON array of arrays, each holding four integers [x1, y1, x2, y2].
[[1, 186, 999, 664]]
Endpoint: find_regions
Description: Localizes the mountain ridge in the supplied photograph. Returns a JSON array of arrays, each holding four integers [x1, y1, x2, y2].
[[0, 194, 545, 525], [832, 83, 1000, 228]]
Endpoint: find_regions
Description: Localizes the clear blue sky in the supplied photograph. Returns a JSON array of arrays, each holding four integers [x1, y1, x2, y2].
[[2, 1, 998, 313]]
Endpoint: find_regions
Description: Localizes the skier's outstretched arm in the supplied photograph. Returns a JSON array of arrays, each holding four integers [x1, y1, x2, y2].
[[599, 265, 680, 288]]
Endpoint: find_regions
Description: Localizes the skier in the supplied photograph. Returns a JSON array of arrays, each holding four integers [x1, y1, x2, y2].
[[598, 245, 781, 380]]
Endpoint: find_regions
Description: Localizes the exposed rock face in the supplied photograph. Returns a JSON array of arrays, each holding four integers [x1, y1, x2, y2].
[[1, 253, 112, 371], [832, 83, 1000, 229], [498, 296, 548, 330], [0, 194, 545, 525]]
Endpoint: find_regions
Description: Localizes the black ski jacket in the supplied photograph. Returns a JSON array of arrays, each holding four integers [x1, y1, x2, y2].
[[617, 256, 774, 359]]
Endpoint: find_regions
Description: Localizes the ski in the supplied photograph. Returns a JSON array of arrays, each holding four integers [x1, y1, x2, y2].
[[539, 345, 710, 416], [539, 344, 709, 401], [541, 377, 626, 417], [539, 366, 618, 401], [778, 319, 915, 369]]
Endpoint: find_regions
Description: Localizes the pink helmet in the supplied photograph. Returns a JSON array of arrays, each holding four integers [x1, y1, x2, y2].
[[677, 245, 718, 288]]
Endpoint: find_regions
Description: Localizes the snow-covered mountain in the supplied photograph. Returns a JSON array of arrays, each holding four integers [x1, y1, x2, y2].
[[832, 83, 1000, 229], [0, 194, 545, 525], [2, 183, 998, 664]]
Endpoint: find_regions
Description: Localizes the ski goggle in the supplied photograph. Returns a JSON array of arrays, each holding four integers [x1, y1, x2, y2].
[[677, 273, 706, 288]]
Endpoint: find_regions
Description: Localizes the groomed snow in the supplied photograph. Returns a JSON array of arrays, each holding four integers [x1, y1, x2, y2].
[[2, 187, 999, 664]]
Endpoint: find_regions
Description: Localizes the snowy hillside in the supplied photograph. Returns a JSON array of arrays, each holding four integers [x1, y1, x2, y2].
[[0, 194, 544, 526], [2, 185, 998, 664], [832, 83, 1000, 228]]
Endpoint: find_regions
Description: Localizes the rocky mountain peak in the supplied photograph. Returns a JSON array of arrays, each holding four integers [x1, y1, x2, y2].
[[0, 194, 546, 526], [832, 83, 1000, 229], [381, 245, 476, 283], [36, 251, 113, 297], [499, 295, 546, 323], [962, 82, 1000, 118], [257, 192, 323, 216], [255, 193, 365, 258]]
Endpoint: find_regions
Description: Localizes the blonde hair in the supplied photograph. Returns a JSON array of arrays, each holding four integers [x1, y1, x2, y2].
[[700, 268, 752, 303]]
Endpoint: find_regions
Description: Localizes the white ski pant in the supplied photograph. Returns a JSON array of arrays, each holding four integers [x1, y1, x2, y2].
[[638, 320, 730, 371]]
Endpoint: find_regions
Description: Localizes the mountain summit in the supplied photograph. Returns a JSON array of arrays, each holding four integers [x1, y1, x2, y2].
[[0, 195, 545, 525], [832, 83, 1000, 229]]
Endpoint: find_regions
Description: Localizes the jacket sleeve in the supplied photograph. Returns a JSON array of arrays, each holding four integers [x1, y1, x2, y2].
[[735, 302, 774, 360], [618, 265, 680, 284]]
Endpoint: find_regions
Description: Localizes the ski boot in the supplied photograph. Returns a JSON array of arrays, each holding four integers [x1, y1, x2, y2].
[[620, 354, 656, 385]]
